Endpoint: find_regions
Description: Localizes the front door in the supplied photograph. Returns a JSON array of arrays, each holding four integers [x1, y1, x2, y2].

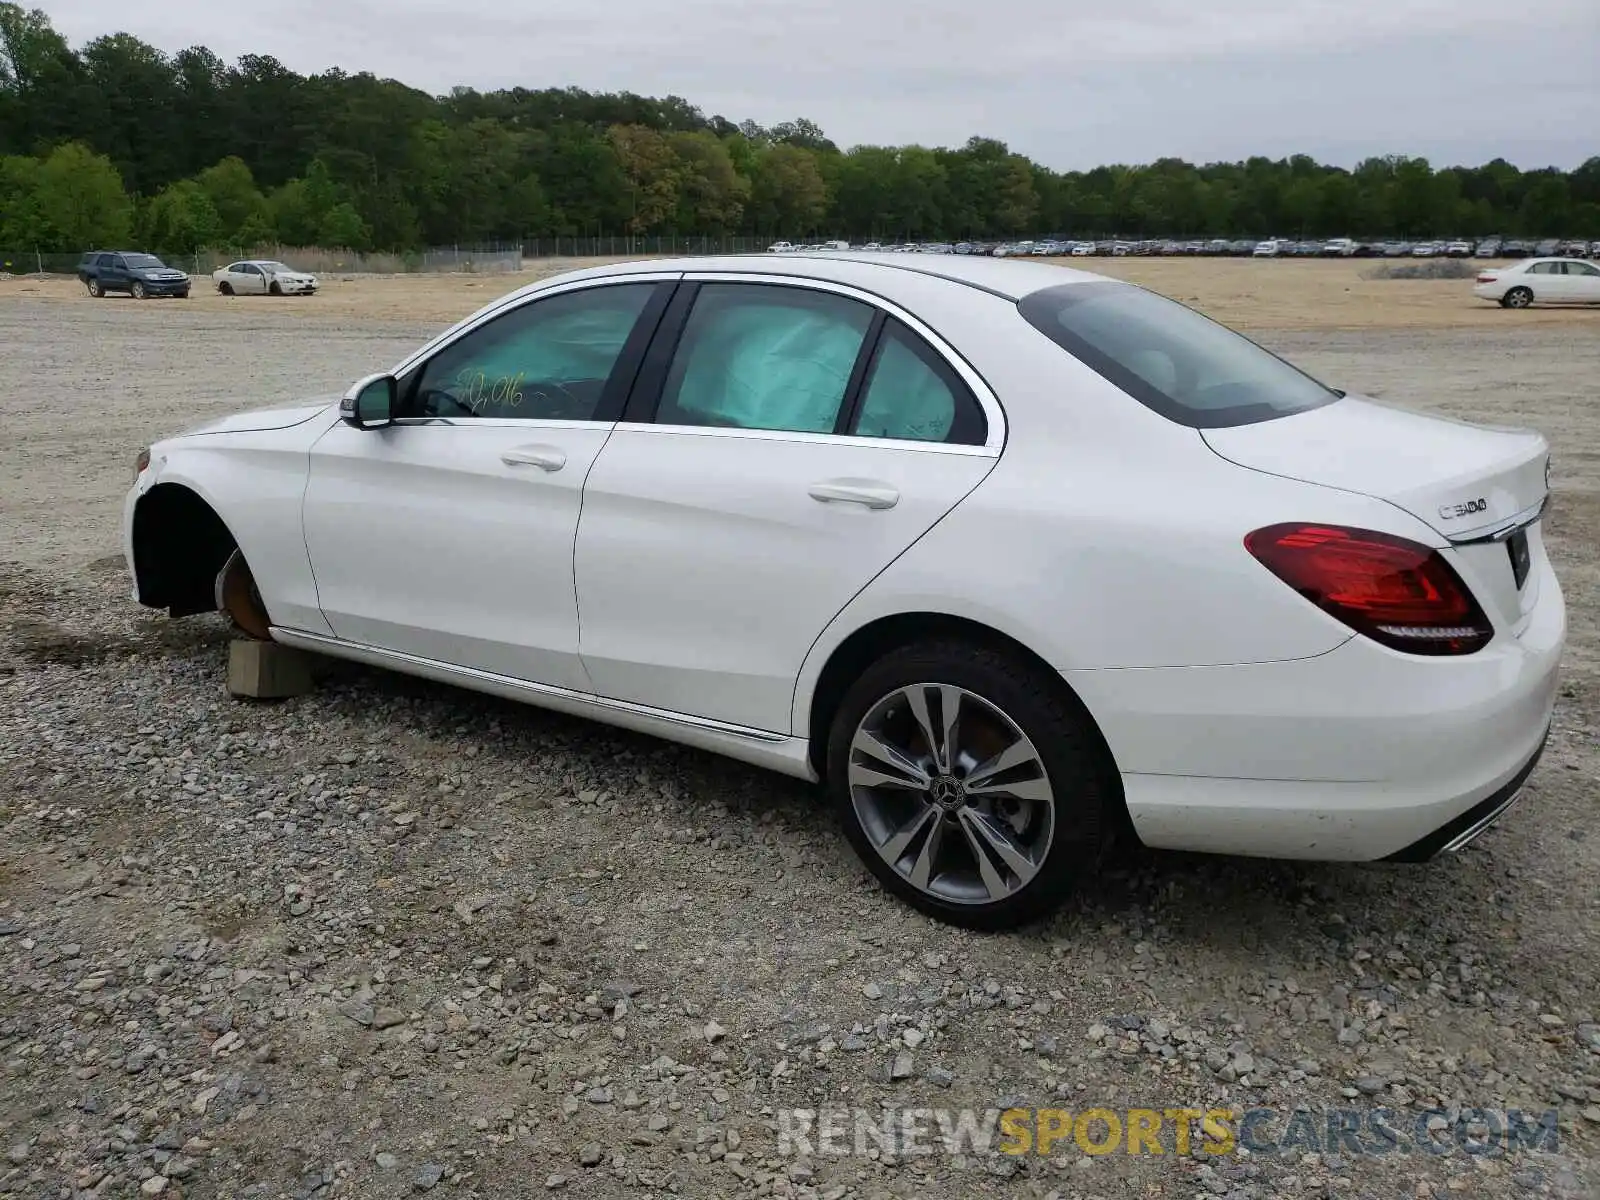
[[301, 278, 673, 690], [574, 277, 1000, 732]]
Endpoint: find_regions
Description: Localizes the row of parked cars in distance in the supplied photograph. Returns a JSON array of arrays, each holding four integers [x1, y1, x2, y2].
[[767, 237, 1600, 260], [74, 250, 320, 298]]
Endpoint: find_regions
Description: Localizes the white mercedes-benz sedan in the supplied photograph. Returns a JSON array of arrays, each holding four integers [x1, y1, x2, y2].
[[124, 253, 1565, 929]]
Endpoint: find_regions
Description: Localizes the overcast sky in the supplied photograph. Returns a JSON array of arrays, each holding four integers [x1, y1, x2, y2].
[[42, 0, 1600, 171]]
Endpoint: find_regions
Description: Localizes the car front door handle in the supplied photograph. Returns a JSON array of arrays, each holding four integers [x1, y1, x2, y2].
[[501, 444, 567, 472], [808, 479, 900, 510]]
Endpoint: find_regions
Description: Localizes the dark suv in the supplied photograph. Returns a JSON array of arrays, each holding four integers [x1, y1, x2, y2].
[[77, 251, 191, 299]]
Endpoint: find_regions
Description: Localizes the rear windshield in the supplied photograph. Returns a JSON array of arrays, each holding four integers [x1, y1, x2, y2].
[[1017, 281, 1340, 428]]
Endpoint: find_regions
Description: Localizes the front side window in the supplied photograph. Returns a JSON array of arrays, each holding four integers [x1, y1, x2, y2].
[[410, 282, 657, 421], [852, 319, 986, 445], [1018, 281, 1339, 428], [656, 284, 874, 433]]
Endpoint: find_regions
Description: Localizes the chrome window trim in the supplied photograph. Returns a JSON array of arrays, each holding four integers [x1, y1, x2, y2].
[[388, 416, 617, 431], [675, 269, 1008, 452], [610, 421, 998, 458]]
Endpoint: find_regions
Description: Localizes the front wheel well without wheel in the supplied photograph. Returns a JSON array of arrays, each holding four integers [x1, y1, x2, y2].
[[806, 612, 1132, 842], [131, 484, 240, 618]]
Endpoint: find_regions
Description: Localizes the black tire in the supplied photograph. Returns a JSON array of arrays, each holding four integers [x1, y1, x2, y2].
[[218, 281, 234, 296], [86, 278, 103, 298], [827, 640, 1113, 930], [269, 280, 282, 296], [131, 281, 147, 300], [1501, 286, 1533, 309]]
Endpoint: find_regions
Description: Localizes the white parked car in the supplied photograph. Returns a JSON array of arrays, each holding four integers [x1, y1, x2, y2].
[[1473, 257, 1600, 308], [125, 254, 1564, 929], [1069, 242, 1095, 257], [1251, 240, 1281, 257], [212, 260, 319, 296], [766, 241, 794, 254]]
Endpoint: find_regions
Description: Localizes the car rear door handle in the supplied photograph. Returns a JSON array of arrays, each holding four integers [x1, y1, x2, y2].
[[808, 479, 900, 509], [501, 444, 567, 472]]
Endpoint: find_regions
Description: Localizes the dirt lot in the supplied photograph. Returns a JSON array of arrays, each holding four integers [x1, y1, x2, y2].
[[1, 260, 1597, 1200]]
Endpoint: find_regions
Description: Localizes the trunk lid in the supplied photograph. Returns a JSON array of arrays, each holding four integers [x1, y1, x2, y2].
[[1202, 394, 1549, 543], [1204, 395, 1551, 634]]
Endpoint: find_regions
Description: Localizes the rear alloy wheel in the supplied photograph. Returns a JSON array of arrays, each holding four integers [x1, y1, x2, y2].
[[131, 281, 147, 300], [828, 641, 1111, 930], [218, 281, 234, 296], [1501, 286, 1533, 309]]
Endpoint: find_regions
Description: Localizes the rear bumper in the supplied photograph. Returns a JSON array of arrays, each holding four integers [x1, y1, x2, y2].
[[1382, 728, 1546, 861], [1065, 558, 1564, 862]]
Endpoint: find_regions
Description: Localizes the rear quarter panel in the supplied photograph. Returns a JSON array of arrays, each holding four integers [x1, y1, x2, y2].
[[789, 289, 1448, 733]]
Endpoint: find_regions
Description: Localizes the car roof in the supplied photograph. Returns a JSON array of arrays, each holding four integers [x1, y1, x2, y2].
[[530, 251, 1108, 303]]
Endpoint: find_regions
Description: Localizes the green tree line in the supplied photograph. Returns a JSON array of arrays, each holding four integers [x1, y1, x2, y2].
[[3, 3, 1597, 255]]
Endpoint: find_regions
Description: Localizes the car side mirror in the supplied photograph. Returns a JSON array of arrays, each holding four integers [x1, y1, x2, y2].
[[341, 373, 396, 429]]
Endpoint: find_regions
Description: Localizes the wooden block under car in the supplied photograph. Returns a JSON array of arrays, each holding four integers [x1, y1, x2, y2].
[[227, 638, 315, 699]]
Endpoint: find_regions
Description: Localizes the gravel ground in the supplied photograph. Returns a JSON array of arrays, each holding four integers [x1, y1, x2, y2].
[[1, 290, 1598, 1200]]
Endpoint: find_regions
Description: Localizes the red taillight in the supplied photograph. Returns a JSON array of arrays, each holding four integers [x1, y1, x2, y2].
[[1476, 273, 1497, 283], [1245, 523, 1492, 656]]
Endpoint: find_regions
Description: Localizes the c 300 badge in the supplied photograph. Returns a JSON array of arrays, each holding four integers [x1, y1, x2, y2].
[[1438, 497, 1488, 520]]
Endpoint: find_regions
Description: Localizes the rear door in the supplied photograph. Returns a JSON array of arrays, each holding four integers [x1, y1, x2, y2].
[[573, 275, 1001, 733], [1559, 259, 1600, 302]]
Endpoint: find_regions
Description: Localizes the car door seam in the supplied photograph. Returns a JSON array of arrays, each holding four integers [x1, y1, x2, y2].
[[786, 452, 1003, 735]]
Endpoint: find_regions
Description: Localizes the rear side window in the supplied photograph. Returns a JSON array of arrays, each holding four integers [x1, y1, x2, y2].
[[1017, 281, 1340, 428], [851, 319, 986, 445]]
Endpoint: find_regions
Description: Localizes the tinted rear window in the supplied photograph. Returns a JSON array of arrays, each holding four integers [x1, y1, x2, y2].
[[1017, 281, 1340, 428]]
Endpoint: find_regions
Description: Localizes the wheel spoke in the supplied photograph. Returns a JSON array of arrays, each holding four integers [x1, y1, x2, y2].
[[958, 807, 1040, 888], [964, 775, 1053, 804], [850, 728, 930, 790], [908, 814, 946, 890], [964, 737, 1041, 789], [880, 802, 938, 862], [904, 686, 941, 768], [956, 811, 1011, 900], [936, 685, 963, 774]]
